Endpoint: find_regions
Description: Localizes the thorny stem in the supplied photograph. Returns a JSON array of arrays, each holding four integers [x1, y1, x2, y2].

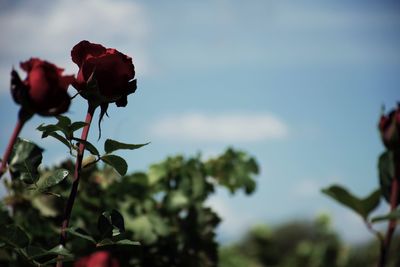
[[0, 109, 31, 178], [378, 153, 399, 267], [56, 105, 96, 267]]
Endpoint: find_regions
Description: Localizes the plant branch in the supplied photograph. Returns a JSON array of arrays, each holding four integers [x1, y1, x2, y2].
[[0, 109, 32, 179], [378, 152, 400, 267], [56, 104, 96, 267]]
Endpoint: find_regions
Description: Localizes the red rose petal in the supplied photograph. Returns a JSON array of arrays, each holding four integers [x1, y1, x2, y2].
[[71, 40, 107, 66]]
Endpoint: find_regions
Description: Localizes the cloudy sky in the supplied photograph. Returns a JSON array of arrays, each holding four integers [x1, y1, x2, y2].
[[0, 0, 399, 243]]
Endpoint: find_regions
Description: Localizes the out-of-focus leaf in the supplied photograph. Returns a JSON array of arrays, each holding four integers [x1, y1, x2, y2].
[[165, 191, 189, 211], [66, 227, 96, 243], [207, 148, 258, 195], [36, 169, 69, 191], [8, 138, 43, 184], [378, 151, 399, 204], [96, 238, 140, 247], [98, 210, 125, 238], [101, 155, 127, 176], [104, 139, 149, 154], [322, 185, 381, 219], [27, 244, 72, 259], [371, 209, 400, 223], [0, 225, 30, 248]]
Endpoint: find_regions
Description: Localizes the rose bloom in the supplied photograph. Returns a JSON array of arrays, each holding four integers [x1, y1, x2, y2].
[[11, 58, 74, 116], [71, 40, 137, 107], [378, 105, 400, 151], [74, 251, 119, 267]]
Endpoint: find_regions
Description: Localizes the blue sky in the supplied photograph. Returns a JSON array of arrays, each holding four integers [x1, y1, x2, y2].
[[0, 0, 399, 243]]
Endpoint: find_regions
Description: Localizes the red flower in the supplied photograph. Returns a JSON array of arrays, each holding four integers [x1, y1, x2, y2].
[[11, 58, 74, 116], [71, 40, 137, 108], [74, 251, 119, 267], [378, 105, 400, 151]]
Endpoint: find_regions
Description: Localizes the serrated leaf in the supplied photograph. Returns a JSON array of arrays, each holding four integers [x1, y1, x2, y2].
[[104, 139, 149, 154], [101, 155, 127, 176], [322, 185, 381, 219], [36, 169, 69, 191], [65, 227, 96, 243], [0, 225, 30, 248], [73, 138, 100, 156], [371, 209, 400, 223], [8, 138, 43, 184]]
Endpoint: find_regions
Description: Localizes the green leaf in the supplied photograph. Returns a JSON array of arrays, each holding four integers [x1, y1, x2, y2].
[[96, 238, 140, 247], [98, 213, 113, 239], [371, 209, 400, 223], [0, 225, 30, 248], [69, 121, 87, 133], [37, 124, 63, 137], [73, 138, 100, 156], [55, 115, 72, 136], [27, 244, 72, 259], [101, 155, 128, 176], [115, 239, 140, 246], [65, 227, 96, 243], [104, 139, 150, 154], [378, 151, 399, 204], [36, 169, 69, 191], [97, 210, 125, 238], [46, 132, 71, 150], [165, 191, 189, 211], [8, 138, 43, 184], [322, 185, 381, 219]]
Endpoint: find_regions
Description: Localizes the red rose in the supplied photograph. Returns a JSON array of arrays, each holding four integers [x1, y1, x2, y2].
[[74, 251, 119, 267], [11, 58, 74, 116], [378, 105, 400, 151], [71, 40, 137, 108]]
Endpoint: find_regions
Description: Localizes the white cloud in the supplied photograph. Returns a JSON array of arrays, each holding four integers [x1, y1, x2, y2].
[[0, 0, 150, 93], [150, 112, 288, 143]]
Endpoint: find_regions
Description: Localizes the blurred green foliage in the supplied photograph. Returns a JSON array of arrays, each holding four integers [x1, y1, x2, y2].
[[0, 147, 258, 266], [219, 214, 400, 267]]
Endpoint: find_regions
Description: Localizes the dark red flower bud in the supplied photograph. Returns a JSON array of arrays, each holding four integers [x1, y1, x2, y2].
[[378, 105, 400, 151], [74, 251, 119, 267], [71, 40, 137, 108], [11, 58, 74, 116]]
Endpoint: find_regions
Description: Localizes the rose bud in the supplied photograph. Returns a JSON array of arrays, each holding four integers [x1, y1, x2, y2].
[[11, 58, 74, 116], [378, 104, 400, 151], [71, 40, 137, 109], [74, 251, 119, 267]]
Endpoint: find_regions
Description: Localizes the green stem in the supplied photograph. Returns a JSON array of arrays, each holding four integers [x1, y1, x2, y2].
[[56, 104, 96, 267]]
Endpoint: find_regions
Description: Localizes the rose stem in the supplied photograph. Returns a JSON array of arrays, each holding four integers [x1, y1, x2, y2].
[[57, 104, 96, 267], [0, 109, 31, 178], [378, 154, 399, 267]]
